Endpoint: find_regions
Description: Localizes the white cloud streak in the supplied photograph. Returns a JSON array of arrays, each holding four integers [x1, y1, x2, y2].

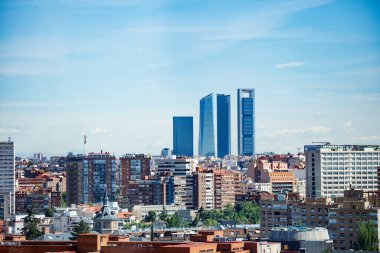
[[275, 62, 306, 69]]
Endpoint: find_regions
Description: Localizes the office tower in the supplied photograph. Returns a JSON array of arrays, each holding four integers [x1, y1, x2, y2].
[[161, 148, 172, 158], [193, 172, 214, 210], [237, 89, 255, 156], [0, 140, 15, 218], [304, 144, 380, 198], [199, 94, 215, 157], [66, 151, 118, 205], [120, 154, 151, 196], [173, 116, 194, 157], [217, 94, 231, 158]]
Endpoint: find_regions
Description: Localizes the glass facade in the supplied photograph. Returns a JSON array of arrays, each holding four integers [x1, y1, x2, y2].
[[173, 116, 194, 156], [199, 94, 215, 157], [217, 94, 231, 158], [237, 89, 255, 156]]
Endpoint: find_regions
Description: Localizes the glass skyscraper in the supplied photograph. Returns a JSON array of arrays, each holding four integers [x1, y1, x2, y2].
[[237, 89, 255, 156], [199, 94, 215, 157], [173, 116, 194, 157], [217, 94, 231, 158]]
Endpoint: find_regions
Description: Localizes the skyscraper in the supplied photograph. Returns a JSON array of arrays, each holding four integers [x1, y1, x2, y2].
[[217, 94, 231, 158], [237, 89, 255, 156], [199, 94, 215, 157], [0, 139, 15, 218], [173, 116, 194, 157]]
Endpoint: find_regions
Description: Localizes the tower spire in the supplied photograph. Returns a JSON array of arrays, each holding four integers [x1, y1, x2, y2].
[[103, 189, 108, 206]]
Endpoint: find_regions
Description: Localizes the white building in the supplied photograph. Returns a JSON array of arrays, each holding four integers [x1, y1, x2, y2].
[[305, 144, 380, 198], [132, 204, 186, 221], [0, 139, 15, 218], [295, 179, 306, 197]]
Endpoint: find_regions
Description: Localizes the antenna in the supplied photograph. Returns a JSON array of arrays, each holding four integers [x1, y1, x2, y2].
[[83, 134, 87, 156]]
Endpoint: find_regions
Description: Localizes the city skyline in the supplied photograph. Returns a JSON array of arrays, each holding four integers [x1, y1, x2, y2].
[[0, 0, 380, 156]]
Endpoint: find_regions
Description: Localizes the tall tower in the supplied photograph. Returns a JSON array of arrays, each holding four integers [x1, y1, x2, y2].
[[237, 89, 255, 156], [0, 139, 15, 218], [198, 94, 215, 157], [217, 94, 231, 158], [173, 116, 194, 157]]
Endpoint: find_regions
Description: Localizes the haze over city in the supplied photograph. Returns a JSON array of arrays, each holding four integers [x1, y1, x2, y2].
[[1, 0, 380, 156]]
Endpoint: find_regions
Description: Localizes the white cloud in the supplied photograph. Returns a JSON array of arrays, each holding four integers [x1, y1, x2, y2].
[[275, 62, 306, 69], [315, 112, 321, 116], [90, 128, 111, 134], [265, 126, 331, 138]]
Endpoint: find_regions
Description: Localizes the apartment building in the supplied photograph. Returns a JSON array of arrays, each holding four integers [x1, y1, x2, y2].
[[305, 144, 380, 198], [120, 154, 151, 196], [214, 169, 242, 209], [193, 172, 214, 209]]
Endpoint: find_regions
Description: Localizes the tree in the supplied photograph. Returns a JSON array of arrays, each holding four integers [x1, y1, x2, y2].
[[166, 213, 182, 228], [203, 218, 217, 227], [44, 208, 54, 217], [61, 192, 67, 207], [145, 211, 157, 223], [355, 220, 379, 251], [71, 220, 90, 239], [159, 206, 168, 222], [21, 207, 44, 240]]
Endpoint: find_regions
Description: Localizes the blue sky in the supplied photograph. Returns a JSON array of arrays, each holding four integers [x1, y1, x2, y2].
[[0, 0, 379, 156]]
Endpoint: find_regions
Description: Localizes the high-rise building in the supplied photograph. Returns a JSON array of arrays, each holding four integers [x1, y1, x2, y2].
[[0, 139, 15, 218], [66, 151, 118, 205], [199, 94, 215, 157], [217, 94, 231, 158], [173, 116, 194, 157], [304, 144, 380, 198], [237, 89, 255, 156], [214, 169, 242, 209], [193, 172, 214, 210], [120, 154, 151, 197]]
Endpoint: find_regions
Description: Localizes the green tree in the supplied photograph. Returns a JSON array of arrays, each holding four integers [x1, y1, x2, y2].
[[159, 206, 168, 222], [44, 208, 54, 217], [145, 211, 157, 223], [203, 218, 217, 227], [61, 192, 67, 207], [355, 220, 379, 251], [71, 220, 90, 239], [21, 207, 44, 240], [166, 213, 182, 228]]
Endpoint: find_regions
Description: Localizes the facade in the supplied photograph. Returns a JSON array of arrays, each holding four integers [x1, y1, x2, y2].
[[173, 116, 194, 157], [214, 170, 242, 209], [199, 93, 215, 157], [66, 152, 118, 205], [237, 89, 255, 156], [304, 144, 380, 198], [193, 172, 214, 209], [124, 179, 167, 207], [120, 154, 151, 197], [66, 153, 84, 206], [217, 94, 231, 158], [0, 140, 15, 218], [0, 193, 11, 220]]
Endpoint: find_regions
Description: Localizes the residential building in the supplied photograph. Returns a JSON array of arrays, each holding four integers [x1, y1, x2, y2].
[[237, 89, 255, 156], [0, 193, 12, 220], [214, 169, 242, 209], [132, 204, 186, 221], [120, 154, 151, 197], [217, 94, 231, 158], [66, 152, 118, 205], [193, 172, 214, 209], [304, 144, 380, 198], [0, 139, 15, 218], [66, 153, 84, 206], [199, 93, 215, 157], [173, 116, 194, 157], [327, 189, 380, 251]]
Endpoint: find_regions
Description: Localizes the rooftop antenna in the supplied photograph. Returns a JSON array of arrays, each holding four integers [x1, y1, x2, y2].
[[83, 134, 87, 156]]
